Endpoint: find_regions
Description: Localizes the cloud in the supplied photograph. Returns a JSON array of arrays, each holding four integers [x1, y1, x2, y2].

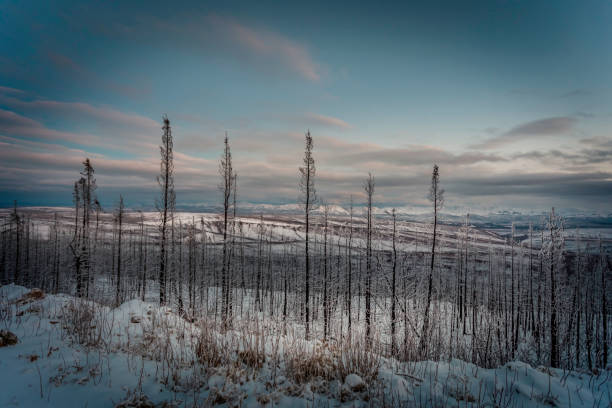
[[333, 145, 506, 167], [0, 137, 214, 192], [0, 90, 161, 152], [3, 96, 158, 131], [511, 137, 612, 166], [103, 12, 323, 82], [559, 89, 591, 98], [574, 111, 596, 119], [0, 85, 24, 95], [0, 96, 610, 211], [87, 12, 323, 83], [472, 117, 576, 149], [303, 113, 351, 130], [207, 15, 321, 82], [447, 172, 612, 200], [46, 52, 148, 98], [506, 117, 575, 137], [0, 108, 98, 145], [580, 136, 612, 148], [0, 107, 159, 153]]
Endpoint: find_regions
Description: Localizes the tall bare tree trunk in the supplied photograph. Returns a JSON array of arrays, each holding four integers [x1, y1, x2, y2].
[[364, 173, 375, 343], [391, 208, 397, 355], [157, 116, 175, 306], [219, 134, 234, 327], [299, 131, 316, 340], [323, 204, 329, 340], [600, 236, 608, 368], [115, 195, 124, 306], [420, 164, 443, 357]]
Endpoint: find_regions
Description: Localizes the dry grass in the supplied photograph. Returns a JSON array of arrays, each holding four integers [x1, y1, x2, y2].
[[284, 330, 381, 388], [0, 329, 18, 347], [285, 339, 336, 384], [194, 320, 228, 368], [0, 296, 12, 330], [15, 288, 45, 306], [61, 298, 113, 349], [236, 325, 266, 369], [333, 334, 381, 384]]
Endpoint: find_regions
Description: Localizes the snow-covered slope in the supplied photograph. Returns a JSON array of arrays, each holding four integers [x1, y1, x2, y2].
[[1, 284, 610, 407]]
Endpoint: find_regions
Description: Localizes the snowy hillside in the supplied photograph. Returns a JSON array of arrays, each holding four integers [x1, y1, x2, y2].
[[2, 284, 610, 407]]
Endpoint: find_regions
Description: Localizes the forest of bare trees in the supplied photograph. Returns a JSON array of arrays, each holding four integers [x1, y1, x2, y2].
[[0, 116, 610, 374]]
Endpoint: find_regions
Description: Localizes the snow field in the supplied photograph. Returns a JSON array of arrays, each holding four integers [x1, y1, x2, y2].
[[1, 284, 610, 407]]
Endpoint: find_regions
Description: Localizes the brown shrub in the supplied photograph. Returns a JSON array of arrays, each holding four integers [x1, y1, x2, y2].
[[333, 335, 380, 384], [237, 329, 266, 369], [61, 299, 111, 349], [0, 330, 18, 347], [15, 288, 45, 306], [285, 341, 336, 384], [284, 335, 380, 387], [194, 323, 227, 367]]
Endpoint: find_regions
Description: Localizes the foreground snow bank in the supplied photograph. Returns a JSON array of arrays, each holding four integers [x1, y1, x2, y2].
[[0, 284, 610, 407]]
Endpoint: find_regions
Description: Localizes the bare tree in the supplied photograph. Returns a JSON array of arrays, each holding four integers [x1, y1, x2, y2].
[[419, 164, 443, 356], [230, 171, 238, 318], [219, 133, 234, 327], [69, 181, 82, 296], [255, 214, 265, 310], [528, 222, 535, 333], [543, 207, 564, 368], [322, 203, 330, 340], [346, 195, 354, 332], [599, 235, 608, 368], [188, 218, 196, 317], [510, 222, 516, 356], [390, 208, 398, 355], [52, 212, 60, 293], [364, 172, 375, 342], [10, 201, 21, 285], [80, 158, 96, 298], [90, 199, 102, 295], [156, 116, 175, 305], [68, 160, 96, 298], [573, 228, 581, 367], [299, 130, 316, 339], [139, 211, 147, 301], [115, 195, 124, 306]]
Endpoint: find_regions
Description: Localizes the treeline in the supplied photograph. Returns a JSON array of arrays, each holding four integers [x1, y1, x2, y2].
[[0, 116, 610, 372]]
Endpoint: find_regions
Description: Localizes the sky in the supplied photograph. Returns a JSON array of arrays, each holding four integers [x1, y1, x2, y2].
[[1, 0, 611, 214]]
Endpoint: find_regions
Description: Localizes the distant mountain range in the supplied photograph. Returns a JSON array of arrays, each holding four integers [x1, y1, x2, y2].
[[3, 204, 611, 231], [194, 202, 612, 229]]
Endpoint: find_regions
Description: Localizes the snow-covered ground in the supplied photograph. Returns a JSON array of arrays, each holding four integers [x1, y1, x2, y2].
[[0, 207, 513, 253], [1, 284, 610, 407]]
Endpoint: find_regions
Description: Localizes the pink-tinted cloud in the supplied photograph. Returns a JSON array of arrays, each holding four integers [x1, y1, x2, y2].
[[0, 108, 98, 145], [304, 113, 352, 130], [37, 100, 156, 130], [0, 90, 161, 152], [1, 101, 610, 209], [0, 85, 24, 95], [57, 10, 324, 83], [207, 15, 321, 82]]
